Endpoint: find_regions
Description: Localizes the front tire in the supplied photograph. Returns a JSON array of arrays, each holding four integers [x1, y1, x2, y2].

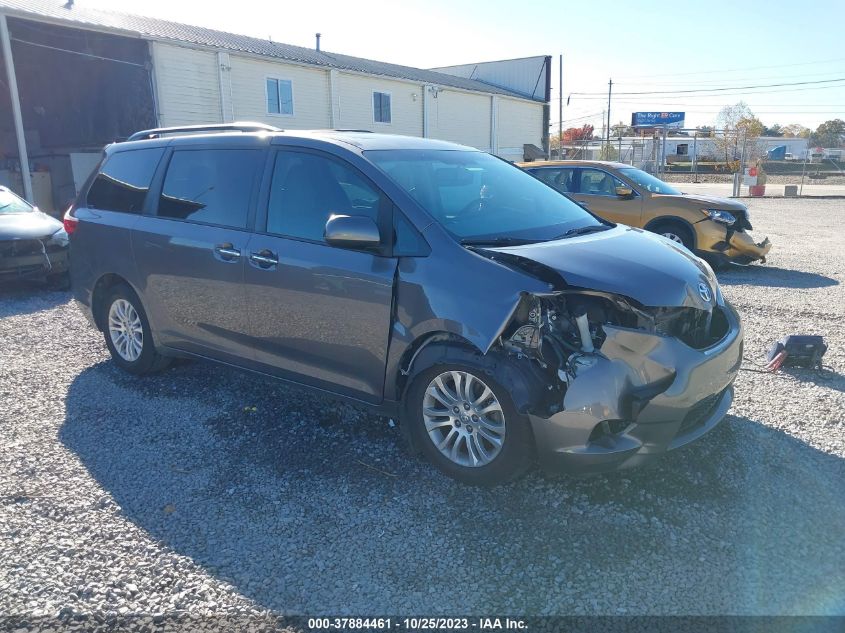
[[406, 363, 533, 486], [101, 284, 171, 375], [650, 220, 694, 252]]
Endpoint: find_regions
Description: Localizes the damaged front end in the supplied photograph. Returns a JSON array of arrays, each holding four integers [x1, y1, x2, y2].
[[495, 287, 742, 473]]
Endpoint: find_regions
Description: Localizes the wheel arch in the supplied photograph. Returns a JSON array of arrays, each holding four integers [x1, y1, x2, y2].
[[643, 215, 698, 249], [397, 335, 551, 419], [90, 273, 141, 332]]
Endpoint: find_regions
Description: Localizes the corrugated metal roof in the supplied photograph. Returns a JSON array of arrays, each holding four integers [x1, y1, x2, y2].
[[0, 0, 544, 102]]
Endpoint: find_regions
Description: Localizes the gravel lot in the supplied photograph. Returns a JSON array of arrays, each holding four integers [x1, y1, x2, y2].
[[1, 198, 844, 625]]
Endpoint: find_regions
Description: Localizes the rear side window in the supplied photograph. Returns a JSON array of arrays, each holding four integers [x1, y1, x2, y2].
[[157, 149, 263, 229], [266, 151, 381, 242], [86, 148, 164, 213]]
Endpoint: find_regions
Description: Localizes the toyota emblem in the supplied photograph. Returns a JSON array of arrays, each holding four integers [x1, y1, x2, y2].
[[698, 281, 712, 303]]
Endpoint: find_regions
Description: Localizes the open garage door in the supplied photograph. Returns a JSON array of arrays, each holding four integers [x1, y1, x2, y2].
[[0, 17, 156, 214]]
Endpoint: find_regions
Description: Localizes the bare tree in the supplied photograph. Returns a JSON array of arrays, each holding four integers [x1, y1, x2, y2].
[[714, 102, 762, 170]]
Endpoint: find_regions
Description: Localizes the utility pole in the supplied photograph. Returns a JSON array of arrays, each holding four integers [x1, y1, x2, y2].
[[0, 14, 33, 203], [558, 54, 563, 159], [605, 78, 612, 157], [601, 109, 606, 155]]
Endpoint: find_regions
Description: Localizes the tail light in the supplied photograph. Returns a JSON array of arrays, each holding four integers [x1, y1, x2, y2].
[[63, 206, 79, 235]]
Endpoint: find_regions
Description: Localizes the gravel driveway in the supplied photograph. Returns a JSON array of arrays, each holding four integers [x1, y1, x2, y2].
[[1, 198, 844, 625]]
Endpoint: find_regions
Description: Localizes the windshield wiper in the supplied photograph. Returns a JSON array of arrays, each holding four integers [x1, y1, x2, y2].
[[460, 237, 541, 247], [554, 224, 611, 239]]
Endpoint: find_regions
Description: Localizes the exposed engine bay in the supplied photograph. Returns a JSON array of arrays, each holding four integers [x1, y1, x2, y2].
[[498, 291, 730, 416]]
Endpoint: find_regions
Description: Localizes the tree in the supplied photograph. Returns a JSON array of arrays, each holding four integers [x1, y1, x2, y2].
[[782, 123, 811, 138], [564, 124, 595, 143], [762, 123, 783, 137], [611, 120, 634, 137], [696, 125, 715, 136], [550, 124, 595, 155], [714, 102, 760, 166], [810, 119, 845, 147]]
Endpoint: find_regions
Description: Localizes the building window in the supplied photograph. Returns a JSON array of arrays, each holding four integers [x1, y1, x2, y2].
[[373, 91, 391, 124], [266, 78, 293, 116], [676, 143, 689, 156]]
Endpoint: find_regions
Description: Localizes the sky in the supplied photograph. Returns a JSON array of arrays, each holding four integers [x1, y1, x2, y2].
[[80, 0, 845, 133]]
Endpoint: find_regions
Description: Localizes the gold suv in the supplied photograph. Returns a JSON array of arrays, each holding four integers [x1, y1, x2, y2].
[[519, 160, 771, 266]]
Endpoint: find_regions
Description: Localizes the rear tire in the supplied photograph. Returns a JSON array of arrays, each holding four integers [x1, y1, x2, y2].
[[405, 362, 533, 486], [650, 220, 694, 252], [101, 284, 171, 375]]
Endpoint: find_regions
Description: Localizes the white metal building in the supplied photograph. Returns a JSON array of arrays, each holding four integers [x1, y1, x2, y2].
[[0, 0, 550, 212]]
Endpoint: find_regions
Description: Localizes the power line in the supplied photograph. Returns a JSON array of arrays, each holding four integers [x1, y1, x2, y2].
[[616, 70, 845, 87], [570, 83, 845, 101], [612, 56, 845, 80], [571, 77, 845, 97]]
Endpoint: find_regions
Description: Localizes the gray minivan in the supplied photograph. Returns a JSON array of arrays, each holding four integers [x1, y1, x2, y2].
[[68, 123, 743, 485]]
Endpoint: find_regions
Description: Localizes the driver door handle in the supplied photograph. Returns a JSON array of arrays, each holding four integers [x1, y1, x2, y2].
[[214, 243, 241, 261], [249, 249, 279, 268]]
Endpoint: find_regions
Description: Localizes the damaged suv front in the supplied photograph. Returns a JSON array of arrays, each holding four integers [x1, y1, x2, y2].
[[490, 242, 742, 473], [368, 146, 742, 484]]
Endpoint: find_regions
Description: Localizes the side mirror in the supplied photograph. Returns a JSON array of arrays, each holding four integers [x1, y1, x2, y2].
[[324, 214, 381, 248], [615, 186, 635, 199]]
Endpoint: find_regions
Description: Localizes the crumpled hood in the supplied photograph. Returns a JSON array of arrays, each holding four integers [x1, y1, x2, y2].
[[660, 193, 747, 212], [0, 210, 63, 241], [491, 225, 716, 309]]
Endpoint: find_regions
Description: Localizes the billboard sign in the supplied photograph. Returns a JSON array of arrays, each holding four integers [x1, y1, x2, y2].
[[632, 112, 685, 128]]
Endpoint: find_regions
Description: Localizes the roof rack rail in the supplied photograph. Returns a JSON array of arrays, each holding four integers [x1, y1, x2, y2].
[[126, 122, 281, 142], [331, 129, 374, 133]]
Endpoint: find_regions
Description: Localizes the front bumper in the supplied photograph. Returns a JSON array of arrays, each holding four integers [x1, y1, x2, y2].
[[530, 301, 743, 474], [696, 221, 772, 264], [0, 242, 69, 281]]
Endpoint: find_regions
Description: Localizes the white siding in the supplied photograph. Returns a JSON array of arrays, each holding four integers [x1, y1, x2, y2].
[[429, 90, 492, 152], [151, 43, 222, 126], [497, 97, 544, 161], [150, 42, 545, 161], [337, 73, 423, 136], [228, 55, 331, 128]]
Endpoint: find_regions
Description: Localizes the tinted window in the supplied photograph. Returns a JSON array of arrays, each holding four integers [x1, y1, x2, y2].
[[158, 149, 263, 228], [368, 150, 599, 242], [267, 151, 381, 241], [87, 148, 164, 213], [393, 207, 429, 256], [578, 169, 626, 197], [533, 167, 575, 194]]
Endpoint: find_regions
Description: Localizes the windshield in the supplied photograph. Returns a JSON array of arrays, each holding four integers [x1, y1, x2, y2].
[[367, 150, 602, 243], [0, 189, 34, 214], [618, 168, 681, 195]]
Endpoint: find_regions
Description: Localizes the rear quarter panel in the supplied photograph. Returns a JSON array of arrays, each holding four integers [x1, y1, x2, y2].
[[70, 208, 141, 320]]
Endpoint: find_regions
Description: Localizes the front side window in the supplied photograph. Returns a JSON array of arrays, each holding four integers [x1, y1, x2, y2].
[[373, 91, 392, 124], [267, 151, 381, 242], [266, 78, 294, 116], [578, 169, 627, 197], [86, 148, 164, 213], [368, 150, 601, 243], [617, 167, 681, 195], [157, 149, 263, 228], [0, 188, 33, 214], [532, 168, 575, 194]]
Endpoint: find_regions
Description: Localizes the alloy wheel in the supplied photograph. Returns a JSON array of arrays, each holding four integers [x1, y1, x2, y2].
[[662, 231, 685, 244], [422, 370, 506, 467], [108, 298, 143, 362]]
